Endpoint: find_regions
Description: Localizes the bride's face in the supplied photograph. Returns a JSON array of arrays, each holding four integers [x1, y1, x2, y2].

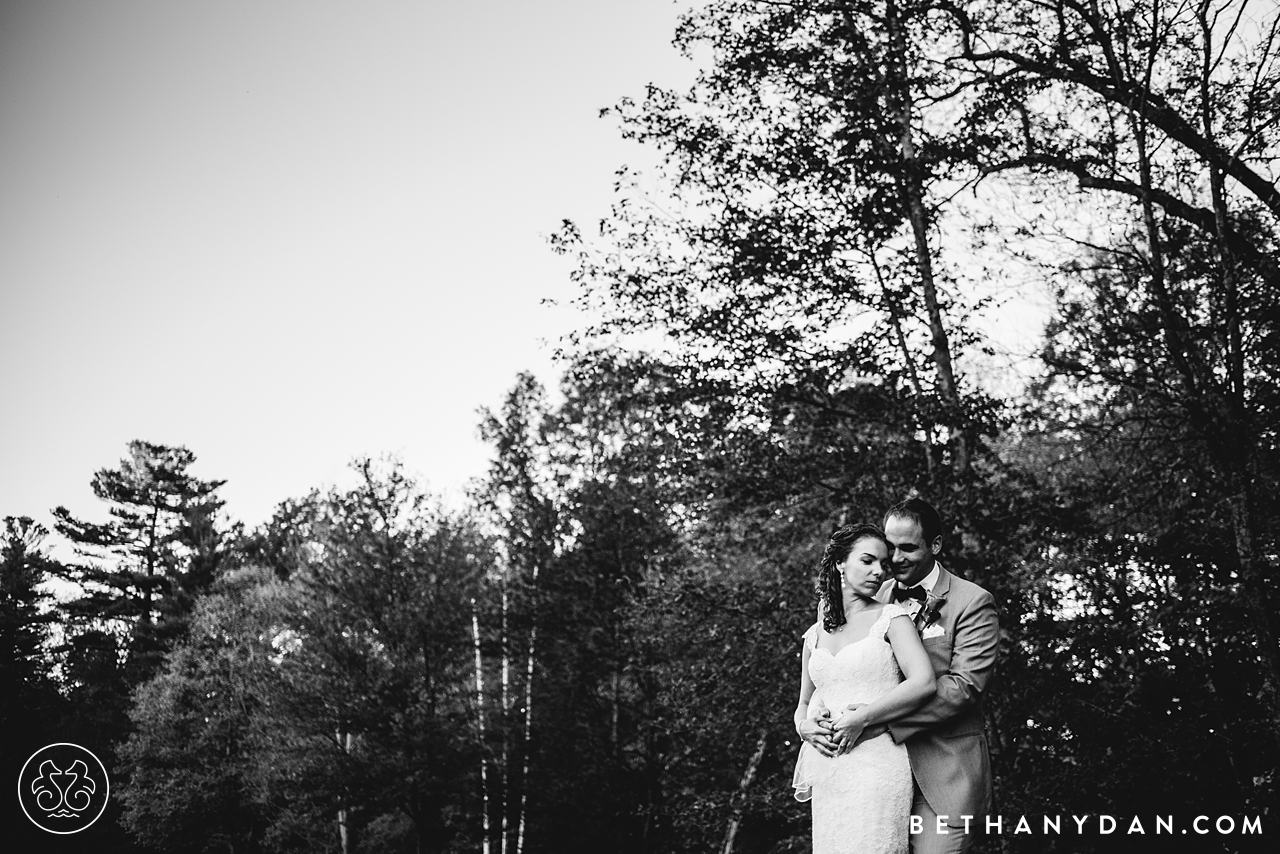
[[839, 536, 889, 598]]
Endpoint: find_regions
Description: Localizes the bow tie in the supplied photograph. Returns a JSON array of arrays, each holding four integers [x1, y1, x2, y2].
[[892, 585, 927, 604]]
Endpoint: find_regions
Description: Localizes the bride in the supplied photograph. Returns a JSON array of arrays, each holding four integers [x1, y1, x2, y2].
[[792, 523, 936, 854]]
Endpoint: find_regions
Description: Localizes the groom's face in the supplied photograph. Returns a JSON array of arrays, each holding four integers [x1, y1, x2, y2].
[[884, 515, 939, 587]]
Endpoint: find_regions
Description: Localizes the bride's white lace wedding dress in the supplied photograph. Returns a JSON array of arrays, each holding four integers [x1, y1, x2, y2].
[[793, 604, 913, 854]]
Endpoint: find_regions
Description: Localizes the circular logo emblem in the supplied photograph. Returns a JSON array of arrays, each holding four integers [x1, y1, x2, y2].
[[17, 743, 110, 834]]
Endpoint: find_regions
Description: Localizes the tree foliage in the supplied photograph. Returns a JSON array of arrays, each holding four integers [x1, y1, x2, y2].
[[121, 461, 493, 854], [1, 516, 66, 819]]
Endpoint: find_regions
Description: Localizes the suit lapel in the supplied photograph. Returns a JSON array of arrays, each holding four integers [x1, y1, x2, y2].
[[914, 564, 951, 630], [931, 564, 953, 599]]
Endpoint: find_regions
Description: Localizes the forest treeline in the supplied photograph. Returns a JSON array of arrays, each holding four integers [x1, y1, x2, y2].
[[5, 1, 1279, 852]]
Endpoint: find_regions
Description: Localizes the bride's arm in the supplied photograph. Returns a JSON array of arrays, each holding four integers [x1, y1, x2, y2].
[[830, 614, 935, 751], [795, 637, 838, 757]]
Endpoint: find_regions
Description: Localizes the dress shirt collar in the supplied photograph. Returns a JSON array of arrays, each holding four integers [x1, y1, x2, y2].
[[896, 563, 941, 596]]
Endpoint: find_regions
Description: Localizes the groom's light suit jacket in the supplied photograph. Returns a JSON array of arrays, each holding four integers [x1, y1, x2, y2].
[[876, 565, 999, 821]]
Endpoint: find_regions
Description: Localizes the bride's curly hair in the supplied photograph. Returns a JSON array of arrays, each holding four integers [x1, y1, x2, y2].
[[818, 523, 889, 633]]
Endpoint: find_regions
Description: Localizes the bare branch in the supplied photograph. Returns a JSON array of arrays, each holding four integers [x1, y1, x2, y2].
[[933, 0, 1280, 216]]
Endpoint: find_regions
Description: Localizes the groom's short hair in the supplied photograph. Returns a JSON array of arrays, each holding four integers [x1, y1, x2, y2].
[[884, 496, 943, 545]]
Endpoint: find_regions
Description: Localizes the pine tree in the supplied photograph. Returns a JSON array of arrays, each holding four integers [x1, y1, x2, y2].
[[0, 517, 64, 762], [52, 440, 228, 679]]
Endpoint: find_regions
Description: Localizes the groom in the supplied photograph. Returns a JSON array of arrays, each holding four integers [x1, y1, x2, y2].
[[839, 497, 999, 854]]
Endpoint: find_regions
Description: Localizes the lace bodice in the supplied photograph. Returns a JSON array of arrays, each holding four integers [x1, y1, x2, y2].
[[805, 604, 908, 714]]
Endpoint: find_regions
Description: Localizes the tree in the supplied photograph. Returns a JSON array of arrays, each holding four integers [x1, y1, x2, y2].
[[1, 517, 58, 712], [1015, 232, 1280, 820], [927, 0, 1280, 811], [118, 566, 279, 854], [0, 517, 65, 799], [248, 460, 492, 853], [552, 0, 1004, 490], [53, 440, 229, 678], [947, 0, 1280, 751], [495, 365, 685, 853], [120, 461, 494, 854], [475, 374, 561, 854]]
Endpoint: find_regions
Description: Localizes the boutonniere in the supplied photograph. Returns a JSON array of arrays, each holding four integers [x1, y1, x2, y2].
[[917, 593, 945, 629]]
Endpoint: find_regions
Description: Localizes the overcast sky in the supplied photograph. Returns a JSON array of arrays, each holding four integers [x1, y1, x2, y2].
[[0, 0, 698, 532]]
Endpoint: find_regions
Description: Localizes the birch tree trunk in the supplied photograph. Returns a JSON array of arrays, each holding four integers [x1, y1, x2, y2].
[[500, 574, 511, 854], [873, 251, 936, 478], [337, 730, 353, 854], [472, 600, 492, 854], [721, 730, 768, 854], [885, 0, 967, 477], [514, 560, 541, 854]]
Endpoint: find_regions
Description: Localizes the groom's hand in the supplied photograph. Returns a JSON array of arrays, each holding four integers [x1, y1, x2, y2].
[[834, 704, 889, 753], [830, 706, 867, 753]]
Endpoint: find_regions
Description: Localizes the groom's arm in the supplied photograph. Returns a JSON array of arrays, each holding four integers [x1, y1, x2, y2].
[[886, 591, 999, 741]]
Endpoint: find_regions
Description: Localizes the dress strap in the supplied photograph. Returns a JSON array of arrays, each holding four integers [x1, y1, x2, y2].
[[877, 603, 910, 641], [802, 621, 820, 652]]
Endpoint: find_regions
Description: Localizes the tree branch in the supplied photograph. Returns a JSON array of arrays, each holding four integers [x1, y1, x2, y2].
[[933, 0, 1280, 216], [980, 154, 1279, 280]]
